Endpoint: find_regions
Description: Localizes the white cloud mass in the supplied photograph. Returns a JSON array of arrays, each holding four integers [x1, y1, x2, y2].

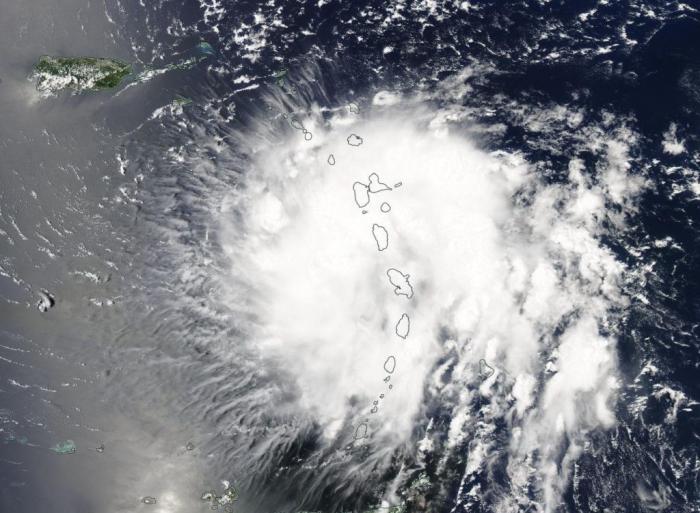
[[215, 91, 643, 511]]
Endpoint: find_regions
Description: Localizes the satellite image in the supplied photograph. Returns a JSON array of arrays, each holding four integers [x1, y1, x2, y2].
[[0, 1, 699, 512]]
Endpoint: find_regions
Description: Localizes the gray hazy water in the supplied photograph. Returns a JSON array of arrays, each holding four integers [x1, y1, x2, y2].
[[0, 2, 228, 512]]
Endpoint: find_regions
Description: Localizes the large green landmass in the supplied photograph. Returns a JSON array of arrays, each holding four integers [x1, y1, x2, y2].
[[33, 56, 131, 93]]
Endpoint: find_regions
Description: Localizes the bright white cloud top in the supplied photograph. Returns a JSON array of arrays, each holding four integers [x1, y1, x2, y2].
[[214, 91, 644, 512]]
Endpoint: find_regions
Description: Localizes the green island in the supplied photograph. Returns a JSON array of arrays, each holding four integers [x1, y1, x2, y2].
[[173, 96, 193, 106], [32, 56, 131, 93]]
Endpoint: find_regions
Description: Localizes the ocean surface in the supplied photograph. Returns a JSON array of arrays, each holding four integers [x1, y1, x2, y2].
[[0, 1, 699, 512]]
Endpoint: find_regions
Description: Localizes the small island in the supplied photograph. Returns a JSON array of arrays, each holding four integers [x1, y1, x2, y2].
[[32, 56, 131, 93], [372, 223, 389, 251], [386, 268, 414, 299]]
